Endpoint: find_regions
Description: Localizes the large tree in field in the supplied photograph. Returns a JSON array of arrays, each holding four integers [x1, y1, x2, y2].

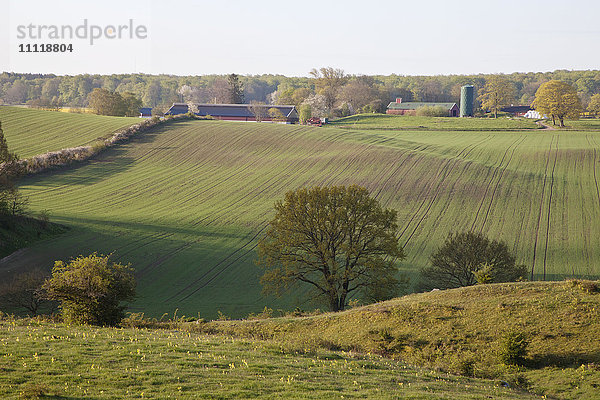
[[533, 80, 582, 127], [88, 88, 125, 116], [257, 185, 406, 312], [419, 232, 527, 291], [309, 67, 348, 112], [587, 93, 600, 117], [478, 75, 515, 118]]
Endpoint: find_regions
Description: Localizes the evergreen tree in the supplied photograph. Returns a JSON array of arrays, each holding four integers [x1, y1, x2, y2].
[[227, 73, 244, 104]]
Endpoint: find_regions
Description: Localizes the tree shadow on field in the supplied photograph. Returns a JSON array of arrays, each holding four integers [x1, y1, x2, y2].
[[528, 350, 600, 369], [18, 119, 190, 188]]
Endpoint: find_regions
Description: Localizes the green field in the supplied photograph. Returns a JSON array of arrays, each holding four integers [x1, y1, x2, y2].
[[330, 113, 541, 130], [3, 111, 600, 318], [0, 106, 139, 158], [0, 317, 535, 400]]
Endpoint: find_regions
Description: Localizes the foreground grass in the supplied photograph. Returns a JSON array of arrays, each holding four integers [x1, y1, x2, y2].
[[200, 281, 600, 399], [330, 114, 540, 130], [0, 106, 139, 158], [0, 319, 535, 399]]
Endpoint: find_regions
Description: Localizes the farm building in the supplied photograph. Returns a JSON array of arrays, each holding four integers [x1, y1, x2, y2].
[[164, 103, 299, 123], [386, 98, 459, 117], [500, 105, 532, 117], [139, 107, 152, 118], [524, 110, 544, 119]]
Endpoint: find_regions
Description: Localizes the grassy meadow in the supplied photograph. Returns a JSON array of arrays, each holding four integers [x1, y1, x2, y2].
[[1, 280, 595, 399], [201, 280, 600, 399], [0, 106, 139, 158], [1, 110, 600, 318], [330, 113, 541, 130], [0, 317, 537, 400]]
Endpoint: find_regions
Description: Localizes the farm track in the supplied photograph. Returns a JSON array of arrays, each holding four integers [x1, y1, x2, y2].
[[531, 135, 556, 280], [168, 225, 268, 302], [542, 136, 560, 280], [478, 136, 528, 233], [587, 135, 600, 209], [400, 135, 491, 247], [470, 136, 523, 232]]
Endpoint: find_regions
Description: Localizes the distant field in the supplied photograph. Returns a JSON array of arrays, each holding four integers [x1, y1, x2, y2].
[[4, 116, 600, 319], [0, 106, 138, 158], [330, 113, 540, 130], [0, 318, 533, 400], [562, 118, 600, 130]]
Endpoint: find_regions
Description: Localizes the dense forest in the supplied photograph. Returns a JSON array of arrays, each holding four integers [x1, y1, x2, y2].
[[1, 69, 599, 117]]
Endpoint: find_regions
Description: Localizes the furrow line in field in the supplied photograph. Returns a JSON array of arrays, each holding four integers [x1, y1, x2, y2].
[[404, 158, 476, 266], [478, 136, 528, 233], [168, 224, 269, 302], [402, 134, 491, 255], [371, 151, 415, 204], [531, 135, 555, 280], [587, 135, 600, 209], [399, 136, 490, 245], [179, 238, 265, 301], [136, 242, 194, 277], [111, 232, 175, 260], [470, 136, 522, 232], [188, 137, 352, 228], [542, 136, 559, 280]]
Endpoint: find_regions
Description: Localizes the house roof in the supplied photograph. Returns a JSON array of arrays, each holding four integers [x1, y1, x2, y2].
[[387, 102, 458, 110], [196, 104, 298, 118], [164, 103, 189, 115], [139, 107, 152, 114], [500, 105, 532, 113], [164, 103, 298, 119]]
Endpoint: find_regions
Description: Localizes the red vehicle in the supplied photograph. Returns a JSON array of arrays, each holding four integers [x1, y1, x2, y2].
[[306, 117, 322, 127]]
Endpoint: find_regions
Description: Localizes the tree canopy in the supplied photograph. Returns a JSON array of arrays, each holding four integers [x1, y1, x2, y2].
[[533, 80, 582, 127], [478, 75, 515, 118], [87, 88, 142, 117], [588, 93, 600, 116], [419, 231, 527, 291], [257, 185, 405, 312]]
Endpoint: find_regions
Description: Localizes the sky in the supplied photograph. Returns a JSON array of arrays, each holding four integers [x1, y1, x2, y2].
[[1, 0, 599, 77]]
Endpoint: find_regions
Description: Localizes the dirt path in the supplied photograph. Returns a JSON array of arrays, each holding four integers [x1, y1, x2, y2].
[[537, 121, 557, 130]]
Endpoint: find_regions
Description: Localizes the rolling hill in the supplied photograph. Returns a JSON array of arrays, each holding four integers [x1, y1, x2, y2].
[[2, 112, 600, 318], [0, 106, 139, 158], [202, 280, 600, 399]]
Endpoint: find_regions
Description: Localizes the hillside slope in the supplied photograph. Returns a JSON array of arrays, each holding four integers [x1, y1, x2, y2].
[[202, 281, 600, 399], [0, 316, 538, 400], [0, 106, 138, 158], [3, 118, 600, 318]]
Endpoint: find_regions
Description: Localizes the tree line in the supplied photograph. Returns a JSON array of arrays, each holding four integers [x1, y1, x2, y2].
[[2, 69, 600, 117]]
